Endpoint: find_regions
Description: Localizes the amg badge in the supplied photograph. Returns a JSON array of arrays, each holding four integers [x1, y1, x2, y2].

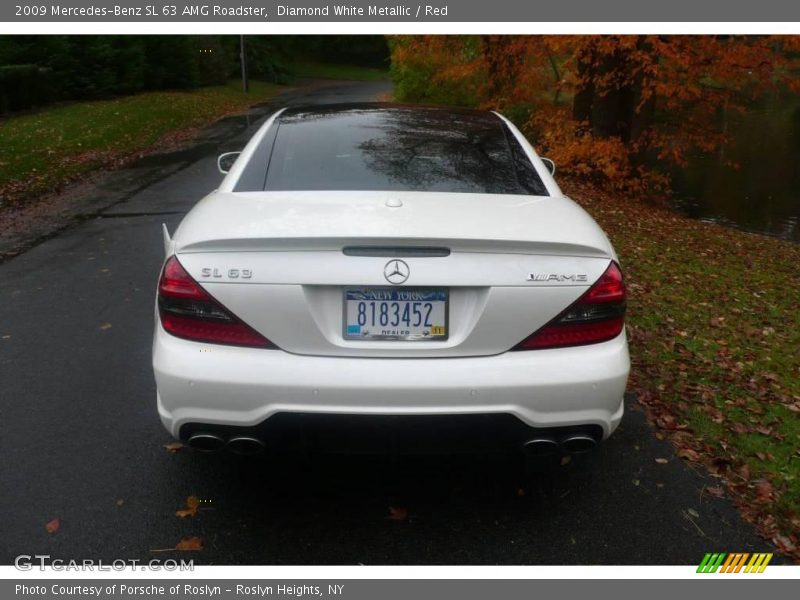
[[527, 273, 588, 283]]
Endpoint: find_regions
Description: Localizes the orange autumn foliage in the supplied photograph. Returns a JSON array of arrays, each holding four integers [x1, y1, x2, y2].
[[390, 35, 800, 197]]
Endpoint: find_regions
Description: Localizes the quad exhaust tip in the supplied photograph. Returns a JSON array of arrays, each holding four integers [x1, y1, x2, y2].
[[560, 434, 597, 454], [186, 433, 266, 454], [187, 433, 226, 453], [226, 436, 266, 456], [521, 431, 599, 456], [521, 437, 560, 457]]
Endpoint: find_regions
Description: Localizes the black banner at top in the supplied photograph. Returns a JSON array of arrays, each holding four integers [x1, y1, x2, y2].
[[4, 0, 800, 22]]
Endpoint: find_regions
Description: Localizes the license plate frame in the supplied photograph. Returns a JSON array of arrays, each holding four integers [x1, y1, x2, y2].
[[342, 287, 449, 342]]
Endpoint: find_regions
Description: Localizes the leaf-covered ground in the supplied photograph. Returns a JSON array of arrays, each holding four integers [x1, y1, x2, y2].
[[0, 80, 286, 206], [563, 178, 800, 561]]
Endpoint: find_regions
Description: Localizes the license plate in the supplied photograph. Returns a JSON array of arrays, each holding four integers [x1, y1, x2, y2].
[[343, 288, 448, 341]]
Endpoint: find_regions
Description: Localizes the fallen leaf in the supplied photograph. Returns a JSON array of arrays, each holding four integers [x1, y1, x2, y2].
[[176, 496, 200, 518], [737, 464, 751, 481], [387, 507, 408, 521], [772, 534, 796, 554], [657, 414, 677, 429], [753, 480, 774, 503], [99, 322, 112, 331], [150, 535, 205, 553], [174, 536, 203, 551], [45, 518, 60, 534], [705, 486, 725, 498], [655, 458, 669, 464], [677, 448, 700, 461], [688, 508, 700, 518], [116, 499, 124, 507], [164, 442, 184, 453]]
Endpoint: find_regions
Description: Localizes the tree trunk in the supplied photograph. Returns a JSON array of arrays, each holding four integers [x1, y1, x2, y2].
[[572, 43, 595, 133], [481, 35, 516, 101], [590, 45, 632, 140], [574, 36, 655, 145]]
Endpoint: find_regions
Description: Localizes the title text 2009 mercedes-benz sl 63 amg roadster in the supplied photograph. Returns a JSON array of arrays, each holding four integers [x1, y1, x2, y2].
[[153, 103, 629, 458]]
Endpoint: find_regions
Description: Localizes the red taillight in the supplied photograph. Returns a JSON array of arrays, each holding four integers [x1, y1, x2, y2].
[[158, 256, 276, 349], [512, 261, 626, 351]]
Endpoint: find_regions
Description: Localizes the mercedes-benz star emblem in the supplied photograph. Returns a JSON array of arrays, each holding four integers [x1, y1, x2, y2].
[[383, 259, 410, 285]]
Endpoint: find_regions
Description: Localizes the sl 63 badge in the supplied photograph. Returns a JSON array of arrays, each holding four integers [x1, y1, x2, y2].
[[200, 268, 253, 279]]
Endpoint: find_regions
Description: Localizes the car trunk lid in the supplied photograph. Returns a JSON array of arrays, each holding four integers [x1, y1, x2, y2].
[[171, 191, 614, 357]]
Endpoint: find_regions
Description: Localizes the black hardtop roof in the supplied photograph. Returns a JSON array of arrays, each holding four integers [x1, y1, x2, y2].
[[231, 101, 548, 196], [277, 102, 503, 125]]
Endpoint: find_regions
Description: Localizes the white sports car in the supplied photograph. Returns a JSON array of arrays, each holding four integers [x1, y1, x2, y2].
[[153, 104, 629, 457]]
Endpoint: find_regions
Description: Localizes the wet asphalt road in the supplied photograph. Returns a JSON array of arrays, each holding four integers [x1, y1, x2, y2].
[[0, 80, 777, 565]]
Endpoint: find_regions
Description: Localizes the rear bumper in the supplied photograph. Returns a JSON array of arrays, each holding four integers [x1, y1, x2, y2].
[[153, 324, 629, 440]]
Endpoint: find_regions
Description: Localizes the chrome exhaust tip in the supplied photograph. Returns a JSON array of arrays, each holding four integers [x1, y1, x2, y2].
[[521, 437, 559, 457], [187, 433, 226, 453], [560, 434, 597, 454], [226, 436, 265, 456]]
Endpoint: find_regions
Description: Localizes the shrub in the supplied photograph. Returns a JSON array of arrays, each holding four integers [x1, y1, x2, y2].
[[389, 36, 482, 107], [0, 64, 51, 114]]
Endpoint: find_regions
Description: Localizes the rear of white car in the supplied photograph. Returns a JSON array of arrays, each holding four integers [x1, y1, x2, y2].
[[152, 104, 629, 457]]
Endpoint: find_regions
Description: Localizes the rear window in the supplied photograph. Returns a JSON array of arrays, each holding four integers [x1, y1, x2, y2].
[[241, 107, 548, 196]]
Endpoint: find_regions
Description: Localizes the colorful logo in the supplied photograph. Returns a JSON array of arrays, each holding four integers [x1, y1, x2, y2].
[[697, 552, 773, 573]]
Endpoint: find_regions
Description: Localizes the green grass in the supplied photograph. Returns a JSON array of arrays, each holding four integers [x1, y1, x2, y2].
[[291, 60, 390, 82], [564, 178, 800, 558], [0, 80, 286, 203]]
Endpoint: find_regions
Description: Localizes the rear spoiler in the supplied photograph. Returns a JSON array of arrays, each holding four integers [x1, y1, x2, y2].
[[174, 236, 611, 258]]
